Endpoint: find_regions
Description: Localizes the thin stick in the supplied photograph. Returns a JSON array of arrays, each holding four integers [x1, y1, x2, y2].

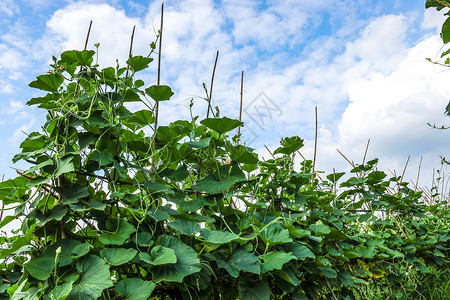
[[297, 151, 307, 161], [206, 50, 219, 118], [311, 106, 318, 186], [151, 4, 164, 181], [397, 155, 410, 195], [125, 25, 136, 79], [237, 71, 244, 141], [337, 149, 355, 168], [264, 145, 276, 159], [362, 139, 370, 165], [84, 20, 93, 50], [415, 156, 423, 191], [155, 3, 164, 130]]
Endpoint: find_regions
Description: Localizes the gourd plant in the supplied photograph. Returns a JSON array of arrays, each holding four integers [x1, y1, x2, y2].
[[1, 33, 449, 300]]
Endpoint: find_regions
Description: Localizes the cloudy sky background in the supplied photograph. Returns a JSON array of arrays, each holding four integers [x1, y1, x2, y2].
[[1, 0, 450, 191]]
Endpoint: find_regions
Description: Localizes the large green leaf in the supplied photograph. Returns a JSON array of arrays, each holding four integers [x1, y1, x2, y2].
[[259, 251, 296, 273], [54, 184, 89, 205], [139, 246, 177, 265], [99, 219, 136, 245], [215, 249, 260, 278], [25, 257, 55, 281], [145, 85, 174, 101], [100, 248, 138, 266], [200, 117, 243, 134], [273, 136, 304, 155], [67, 255, 113, 299], [226, 144, 259, 164], [48, 282, 73, 300], [167, 219, 201, 235], [151, 235, 201, 283], [0, 228, 34, 259], [187, 136, 213, 149], [90, 151, 114, 166], [61, 50, 95, 66], [126, 109, 154, 129], [127, 56, 153, 72], [41, 239, 81, 266], [238, 277, 270, 300], [259, 224, 292, 245], [200, 228, 239, 244], [29, 73, 64, 92], [285, 243, 315, 261], [442, 17, 450, 44], [309, 224, 331, 236], [116, 278, 156, 300]]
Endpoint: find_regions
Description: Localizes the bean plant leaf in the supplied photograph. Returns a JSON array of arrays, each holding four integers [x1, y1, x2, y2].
[[215, 249, 260, 278], [54, 183, 89, 205], [259, 224, 292, 245], [145, 85, 174, 101], [200, 228, 239, 244], [99, 219, 136, 245], [68, 255, 113, 299], [151, 235, 201, 283], [116, 278, 156, 300], [48, 282, 73, 300], [273, 136, 304, 155], [167, 219, 201, 236], [259, 251, 296, 273], [442, 17, 450, 44], [100, 248, 138, 266], [91, 151, 114, 166], [200, 117, 243, 134], [25, 257, 55, 281], [29, 73, 64, 92], [60, 50, 95, 66], [238, 277, 270, 300], [127, 56, 153, 72]]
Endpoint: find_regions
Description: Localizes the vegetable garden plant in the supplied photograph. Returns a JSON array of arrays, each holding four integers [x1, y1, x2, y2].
[[1, 4, 450, 299]]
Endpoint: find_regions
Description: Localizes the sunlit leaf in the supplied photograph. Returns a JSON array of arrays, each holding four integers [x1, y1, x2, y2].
[[200, 117, 243, 134], [116, 278, 156, 300], [145, 85, 174, 101], [127, 56, 153, 72], [29, 73, 64, 92]]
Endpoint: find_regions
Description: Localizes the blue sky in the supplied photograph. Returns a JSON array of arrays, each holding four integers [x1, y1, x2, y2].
[[1, 0, 450, 189]]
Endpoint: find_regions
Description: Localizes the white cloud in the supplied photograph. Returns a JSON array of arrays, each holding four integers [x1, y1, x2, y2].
[[0, 0, 19, 17]]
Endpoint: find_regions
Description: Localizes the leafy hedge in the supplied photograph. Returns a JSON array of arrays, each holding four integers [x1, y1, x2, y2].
[[0, 40, 449, 299]]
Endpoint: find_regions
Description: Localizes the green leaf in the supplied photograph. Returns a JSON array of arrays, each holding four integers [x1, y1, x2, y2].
[[319, 266, 337, 278], [0, 228, 34, 259], [29, 73, 64, 92], [68, 255, 113, 299], [310, 224, 331, 236], [200, 228, 239, 244], [145, 85, 174, 101], [442, 17, 450, 44], [150, 246, 177, 265], [91, 151, 114, 166], [116, 278, 156, 300], [287, 243, 315, 260], [71, 243, 92, 259], [54, 184, 89, 205], [61, 50, 95, 66], [167, 219, 201, 235], [146, 208, 171, 222], [238, 277, 270, 300], [151, 235, 201, 283], [259, 251, 296, 273], [273, 136, 304, 155], [354, 245, 377, 259], [48, 282, 73, 300], [127, 110, 154, 129], [127, 56, 153, 72], [215, 249, 260, 278], [100, 248, 138, 266], [200, 117, 243, 134], [25, 257, 55, 280], [99, 219, 136, 245], [144, 181, 174, 195], [41, 239, 82, 266], [226, 144, 259, 164], [259, 224, 292, 245], [187, 136, 213, 149]]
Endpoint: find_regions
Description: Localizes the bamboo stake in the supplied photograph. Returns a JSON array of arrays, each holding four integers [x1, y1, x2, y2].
[[311, 106, 318, 186], [397, 155, 410, 195], [84, 20, 93, 51], [415, 156, 423, 192], [336, 149, 355, 168], [237, 71, 244, 142], [125, 25, 136, 79], [264, 145, 276, 159], [206, 50, 219, 118], [362, 139, 370, 165], [151, 3, 164, 181]]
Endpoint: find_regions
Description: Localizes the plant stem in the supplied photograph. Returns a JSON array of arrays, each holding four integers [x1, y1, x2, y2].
[[206, 50, 219, 118]]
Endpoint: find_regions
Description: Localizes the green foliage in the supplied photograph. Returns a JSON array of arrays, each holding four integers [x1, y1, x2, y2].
[[1, 35, 450, 300]]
